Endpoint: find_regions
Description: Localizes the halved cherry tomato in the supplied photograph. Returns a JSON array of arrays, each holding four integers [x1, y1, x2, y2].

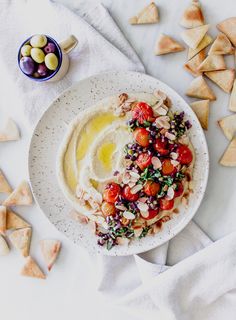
[[177, 145, 193, 165], [101, 201, 116, 216], [136, 152, 152, 170], [143, 209, 159, 220], [132, 102, 154, 124], [122, 185, 139, 201], [174, 182, 184, 198], [161, 159, 177, 175], [133, 128, 150, 147], [154, 138, 169, 156], [160, 198, 174, 211], [143, 181, 161, 196], [103, 182, 121, 203]]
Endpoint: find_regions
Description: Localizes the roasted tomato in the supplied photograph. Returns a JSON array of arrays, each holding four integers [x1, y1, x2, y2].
[[143, 209, 159, 220], [177, 145, 193, 165], [161, 159, 177, 175], [160, 198, 174, 211], [174, 182, 184, 198], [136, 152, 152, 170], [132, 102, 154, 124], [143, 181, 161, 196], [133, 128, 150, 147], [154, 138, 169, 156], [122, 185, 139, 201], [103, 182, 121, 203], [101, 201, 116, 216]]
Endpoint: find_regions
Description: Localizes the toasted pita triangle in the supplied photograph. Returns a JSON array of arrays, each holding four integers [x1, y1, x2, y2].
[[3, 181, 33, 206], [6, 209, 30, 230], [197, 54, 226, 72], [208, 33, 234, 55], [218, 114, 236, 140], [181, 24, 209, 49], [180, 0, 204, 28], [217, 17, 236, 47], [186, 76, 216, 100], [0, 169, 12, 193], [190, 100, 209, 130], [155, 34, 185, 55], [205, 69, 235, 93], [21, 256, 46, 279], [0, 118, 20, 142], [40, 239, 61, 271], [220, 137, 236, 166], [0, 235, 9, 256], [188, 34, 213, 60], [229, 80, 236, 112], [0, 206, 6, 234], [129, 2, 159, 25], [9, 227, 32, 257], [184, 49, 206, 76]]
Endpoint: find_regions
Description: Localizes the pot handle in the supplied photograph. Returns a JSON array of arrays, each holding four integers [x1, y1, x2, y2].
[[59, 35, 78, 54]]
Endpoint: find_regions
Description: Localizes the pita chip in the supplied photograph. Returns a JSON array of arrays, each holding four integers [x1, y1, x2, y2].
[[0, 206, 6, 234], [220, 137, 236, 166], [188, 34, 213, 60], [229, 80, 236, 112], [184, 50, 206, 76], [129, 2, 159, 25], [155, 34, 185, 55], [40, 239, 61, 271], [186, 76, 216, 100], [21, 256, 46, 279], [6, 209, 30, 230], [218, 114, 236, 140], [0, 169, 12, 193], [0, 118, 20, 142], [0, 235, 10, 256], [180, 1, 204, 28], [197, 54, 226, 72], [3, 181, 33, 206], [190, 100, 209, 130], [217, 17, 236, 47], [9, 227, 32, 257], [205, 69, 235, 93], [181, 24, 209, 49], [208, 33, 234, 55]]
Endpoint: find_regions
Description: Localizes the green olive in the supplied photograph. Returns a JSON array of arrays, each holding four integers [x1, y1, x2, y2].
[[30, 34, 47, 48], [31, 48, 45, 63], [21, 44, 32, 57], [45, 53, 58, 70]]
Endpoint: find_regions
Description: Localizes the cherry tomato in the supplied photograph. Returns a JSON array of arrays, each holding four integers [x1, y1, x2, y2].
[[177, 145, 193, 165], [143, 209, 159, 220], [132, 102, 154, 124], [101, 201, 116, 216], [122, 185, 139, 201], [136, 152, 152, 170], [143, 181, 161, 196], [133, 128, 150, 147], [154, 138, 169, 156], [160, 198, 174, 211], [174, 182, 184, 198], [103, 182, 121, 203], [161, 159, 177, 175]]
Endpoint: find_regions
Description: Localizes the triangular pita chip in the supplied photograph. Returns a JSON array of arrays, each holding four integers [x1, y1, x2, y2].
[[197, 54, 226, 72], [186, 76, 216, 100], [220, 137, 236, 166], [21, 256, 46, 279], [155, 34, 185, 55], [184, 49, 206, 76], [9, 227, 32, 257], [0, 118, 20, 142], [190, 100, 209, 130], [3, 181, 33, 206], [0, 206, 6, 234], [218, 114, 236, 140], [208, 32, 234, 55], [6, 209, 30, 230], [205, 69, 235, 93], [180, 1, 204, 28], [181, 24, 209, 49], [217, 17, 236, 47], [0, 169, 12, 193], [40, 239, 61, 271], [129, 2, 159, 25], [229, 80, 236, 112], [0, 235, 10, 256], [188, 34, 213, 60]]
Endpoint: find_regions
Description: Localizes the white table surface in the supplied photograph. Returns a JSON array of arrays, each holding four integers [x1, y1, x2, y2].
[[0, 0, 236, 319]]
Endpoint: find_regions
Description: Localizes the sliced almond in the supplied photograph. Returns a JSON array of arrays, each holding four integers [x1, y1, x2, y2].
[[188, 34, 213, 60], [129, 2, 159, 25], [151, 156, 162, 169], [217, 17, 236, 47], [229, 80, 236, 112], [171, 160, 180, 167], [40, 239, 61, 271], [0, 169, 12, 193], [180, 0, 204, 28], [21, 256, 46, 279], [155, 116, 171, 129], [205, 69, 235, 93], [123, 211, 135, 220], [154, 34, 185, 55], [137, 202, 149, 213], [9, 227, 32, 257], [186, 76, 216, 100], [218, 114, 236, 140], [170, 152, 178, 160], [181, 24, 209, 49], [208, 32, 234, 55], [198, 55, 226, 72], [165, 132, 176, 141], [0, 206, 6, 234], [130, 184, 143, 194], [184, 50, 206, 77], [3, 181, 33, 206], [166, 187, 175, 200], [220, 137, 236, 166], [190, 99, 209, 130], [0, 118, 20, 142]]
